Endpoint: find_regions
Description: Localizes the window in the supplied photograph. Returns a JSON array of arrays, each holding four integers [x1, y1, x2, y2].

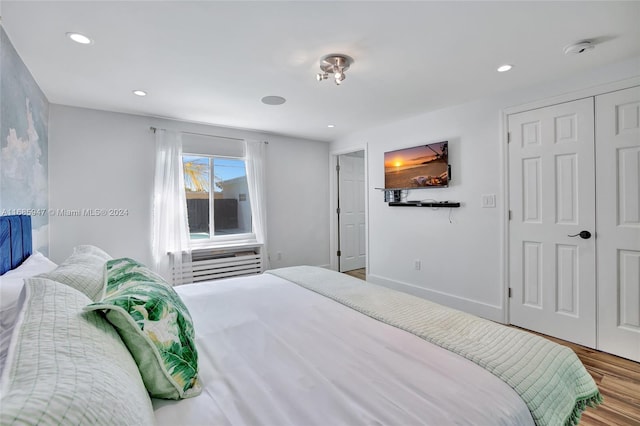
[[183, 154, 253, 243]]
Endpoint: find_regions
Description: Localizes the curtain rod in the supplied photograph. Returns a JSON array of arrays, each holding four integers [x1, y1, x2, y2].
[[149, 126, 247, 142]]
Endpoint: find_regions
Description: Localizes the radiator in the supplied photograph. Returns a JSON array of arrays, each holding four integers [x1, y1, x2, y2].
[[172, 245, 263, 285]]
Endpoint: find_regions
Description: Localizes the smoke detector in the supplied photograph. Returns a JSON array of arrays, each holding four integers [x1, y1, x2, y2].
[[564, 41, 594, 55]]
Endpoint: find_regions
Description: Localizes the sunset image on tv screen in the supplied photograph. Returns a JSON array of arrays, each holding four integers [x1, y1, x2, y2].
[[384, 141, 448, 189]]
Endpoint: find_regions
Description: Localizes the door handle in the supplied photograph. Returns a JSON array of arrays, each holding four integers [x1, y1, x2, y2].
[[568, 230, 592, 239]]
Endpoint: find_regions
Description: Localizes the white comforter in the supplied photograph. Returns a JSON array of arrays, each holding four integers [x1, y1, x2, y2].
[[153, 273, 534, 426]]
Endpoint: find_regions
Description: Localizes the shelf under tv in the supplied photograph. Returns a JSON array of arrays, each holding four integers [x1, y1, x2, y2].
[[388, 201, 461, 208]]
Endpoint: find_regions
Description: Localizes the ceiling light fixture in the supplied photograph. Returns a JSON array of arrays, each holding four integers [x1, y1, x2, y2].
[[327, 124, 335, 128], [132, 90, 147, 97], [316, 54, 353, 86], [497, 64, 513, 73], [66, 32, 93, 45]]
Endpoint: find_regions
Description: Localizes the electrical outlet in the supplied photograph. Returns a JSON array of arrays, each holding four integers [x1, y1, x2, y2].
[[414, 260, 421, 271], [277, 251, 282, 261]]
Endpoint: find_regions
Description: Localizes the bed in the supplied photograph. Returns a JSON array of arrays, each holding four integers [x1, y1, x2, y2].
[[0, 215, 601, 425]]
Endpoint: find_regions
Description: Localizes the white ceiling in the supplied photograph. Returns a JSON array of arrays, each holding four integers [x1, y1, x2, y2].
[[3, 1, 640, 142]]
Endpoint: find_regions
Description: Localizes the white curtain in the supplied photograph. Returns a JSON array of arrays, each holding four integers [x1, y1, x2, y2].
[[245, 140, 269, 269], [152, 129, 192, 284]]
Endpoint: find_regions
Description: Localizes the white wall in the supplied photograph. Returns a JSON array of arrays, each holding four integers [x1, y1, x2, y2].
[[330, 56, 640, 322], [221, 178, 252, 234], [48, 105, 330, 268]]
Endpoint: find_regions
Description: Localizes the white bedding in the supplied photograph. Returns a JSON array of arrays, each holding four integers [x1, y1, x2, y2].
[[153, 273, 534, 426]]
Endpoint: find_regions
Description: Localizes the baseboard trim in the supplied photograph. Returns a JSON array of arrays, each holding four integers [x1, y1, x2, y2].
[[367, 273, 505, 323]]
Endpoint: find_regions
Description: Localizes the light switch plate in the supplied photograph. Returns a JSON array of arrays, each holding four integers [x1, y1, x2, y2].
[[482, 194, 496, 208]]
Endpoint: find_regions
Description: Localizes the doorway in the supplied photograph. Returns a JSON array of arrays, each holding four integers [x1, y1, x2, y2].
[[336, 150, 366, 273]]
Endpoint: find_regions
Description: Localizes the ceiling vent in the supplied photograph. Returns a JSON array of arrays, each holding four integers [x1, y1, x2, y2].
[[564, 41, 594, 55]]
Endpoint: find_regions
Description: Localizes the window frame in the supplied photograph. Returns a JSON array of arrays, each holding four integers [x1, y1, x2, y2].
[[183, 151, 256, 248]]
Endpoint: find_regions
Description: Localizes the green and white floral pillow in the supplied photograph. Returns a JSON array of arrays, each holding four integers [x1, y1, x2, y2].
[[85, 258, 201, 400]]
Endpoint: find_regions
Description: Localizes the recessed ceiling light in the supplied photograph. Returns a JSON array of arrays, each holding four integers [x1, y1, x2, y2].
[[66, 32, 93, 45], [497, 64, 513, 73], [132, 90, 147, 97], [327, 124, 335, 128], [261, 95, 286, 105]]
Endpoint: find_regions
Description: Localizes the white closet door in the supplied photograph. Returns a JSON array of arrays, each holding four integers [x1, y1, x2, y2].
[[508, 98, 597, 347], [338, 153, 366, 272], [596, 86, 640, 362]]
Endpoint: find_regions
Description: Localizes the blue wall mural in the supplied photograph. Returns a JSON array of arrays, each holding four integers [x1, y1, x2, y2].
[[0, 26, 49, 255]]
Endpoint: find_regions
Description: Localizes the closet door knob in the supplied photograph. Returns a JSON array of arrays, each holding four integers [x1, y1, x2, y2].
[[568, 230, 592, 239]]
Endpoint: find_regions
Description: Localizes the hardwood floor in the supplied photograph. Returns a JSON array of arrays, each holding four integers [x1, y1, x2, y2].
[[341, 269, 640, 425], [343, 268, 366, 281], [518, 328, 640, 426]]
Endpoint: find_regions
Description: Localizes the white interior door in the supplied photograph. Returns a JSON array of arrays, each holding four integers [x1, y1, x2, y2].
[[596, 86, 640, 362], [338, 152, 366, 272], [508, 98, 597, 347]]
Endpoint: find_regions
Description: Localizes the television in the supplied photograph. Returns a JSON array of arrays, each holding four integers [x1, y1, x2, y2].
[[384, 141, 449, 189]]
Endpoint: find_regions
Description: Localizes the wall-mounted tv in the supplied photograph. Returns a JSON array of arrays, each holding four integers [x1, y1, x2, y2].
[[384, 141, 448, 189]]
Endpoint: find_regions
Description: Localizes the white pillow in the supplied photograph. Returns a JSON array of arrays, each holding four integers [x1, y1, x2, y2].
[[36, 245, 112, 302], [0, 286, 25, 380], [2, 252, 57, 280], [0, 278, 156, 423], [0, 252, 57, 331], [0, 253, 57, 381]]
